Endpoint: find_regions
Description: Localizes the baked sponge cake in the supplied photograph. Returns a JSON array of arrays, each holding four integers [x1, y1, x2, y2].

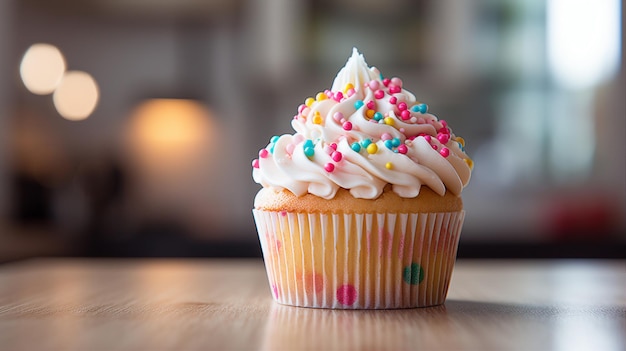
[[252, 48, 473, 309]]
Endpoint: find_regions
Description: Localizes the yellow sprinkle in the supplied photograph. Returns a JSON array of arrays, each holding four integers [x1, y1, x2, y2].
[[384, 117, 395, 126], [366, 143, 378, 154], [313, 111, 323, 124], [365, 109, 375, 118], [464, 158, 474, 169], [456, 136, 466, 147], [305, 97, 315, 107], [385, 162, 393, 170], [316, 92, 327, 101], [344, 83, 354, 93]]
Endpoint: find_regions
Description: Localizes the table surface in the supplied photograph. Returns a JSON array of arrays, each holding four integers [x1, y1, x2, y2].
[[0, 259, 624, 351]]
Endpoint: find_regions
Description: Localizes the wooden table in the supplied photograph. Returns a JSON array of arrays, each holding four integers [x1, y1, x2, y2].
[[0, 259, 624, 350]]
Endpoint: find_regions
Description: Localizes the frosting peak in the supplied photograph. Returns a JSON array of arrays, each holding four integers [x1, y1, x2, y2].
[[253, 49, 473, 200], [330, 48, 380, 93]]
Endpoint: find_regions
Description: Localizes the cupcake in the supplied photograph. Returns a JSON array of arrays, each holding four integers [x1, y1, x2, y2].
[[252, 48, 472, 309]]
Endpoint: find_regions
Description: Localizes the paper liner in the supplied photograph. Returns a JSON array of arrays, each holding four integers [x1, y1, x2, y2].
[[253, 210, 464, 309]]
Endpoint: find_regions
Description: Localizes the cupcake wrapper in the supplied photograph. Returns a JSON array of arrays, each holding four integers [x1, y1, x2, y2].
[[253, 210, 464, 309]]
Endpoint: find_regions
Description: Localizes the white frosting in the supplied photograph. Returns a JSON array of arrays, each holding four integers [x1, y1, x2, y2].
[[253, 48, 472, 200]]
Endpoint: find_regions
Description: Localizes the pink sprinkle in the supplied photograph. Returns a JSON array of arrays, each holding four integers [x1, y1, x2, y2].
[[286, 143, 295, 155], [298, 104, 306, 113], [374, 89, 384, 99], [259, 149, 269, 158], [397, 144, 408, 154], [331, 151, 342, 162], [397, 102, 408, 111], [417, 117, 425, 124], [439, 127, 450, 135], [342, 121, 353, 130], [432, 144, 438, 150], [333, 112, 344, 123], [440, 147, 450, 157], [324, 145, 334, 155], [440, 120, 448, 127], [437, 133, 450, 144], [347, 88, 355, 97], [330, 143, 337, 150], [424, 135, 432, 143], [334, 91, 344, 101], [369, 80, 380, 90], [302, 107, 311, 116], [366, 100, 376, 110], [324, 163, 335, 172], [389, 96, 397, 104], [391, 77, 403, 88], [252, 159, 259, 168], [381, 132, 393, 141], [382, 78, 391, 87], [340, 118, 346, 123], [389, 85, 401, 94], [399, 128, 405, 133], [400, 110, 411, 120]]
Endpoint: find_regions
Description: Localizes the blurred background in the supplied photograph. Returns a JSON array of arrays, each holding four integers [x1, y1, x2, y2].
[[0, 0, 624, 262]]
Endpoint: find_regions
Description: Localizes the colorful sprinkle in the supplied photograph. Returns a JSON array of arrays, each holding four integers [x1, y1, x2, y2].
[[361, 139, 372, 148], [366, 143, 378, 154], [385, 162, 393, 170], [259, 149, 269, 158], [324, 163, 335, 172], [381, 132, 392, 141], [304, 147, 315, 157], [382, 78, 391, 87], [397, 144, 408, 154], [351, 142, 361, 152], [365, 109, 375, 119], [270, 135, 280, 143], [333, 112, 344, 123], [366, 100, 376, 110], [440, 147, 450, 157], [334, 91, 344, 102], [313, 111, 323, 124], [437, 133, 450, 144], [384, 140, 393, 149], [344, 83, 354, 94], [305, 97, 315, 107], [388, 84, 401, 94], [373, 112, 383, 121], [456, 136, 466, 147], [392, 138, 401, 147], [368, 80, 380, 90], [403, 263, 425, 285], [354, 100, 364, 109], [316, 92, 327, 101], [374, 89, 384, 99], [342, 121, 353, 131], [400, 110, 411, 120], [298, 104, 306, 113], [331, 151, 342, 162], [252, 159, 259, 168], [384, 117, 394, 126], [397, 102, 408, 111], [391, 77, 403, 88], [464, 158, 474, 169], [346, 88, 356, 97], [389, 96, 397, 104]]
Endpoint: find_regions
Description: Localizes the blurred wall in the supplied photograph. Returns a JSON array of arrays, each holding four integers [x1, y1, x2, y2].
[[0, 0, 624, 259]]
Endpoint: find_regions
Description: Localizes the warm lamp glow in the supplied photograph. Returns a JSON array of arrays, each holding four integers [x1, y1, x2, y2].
[[52, 71, 100, 121], [128, 98, 212, 156], [20, 43, 66, 95]]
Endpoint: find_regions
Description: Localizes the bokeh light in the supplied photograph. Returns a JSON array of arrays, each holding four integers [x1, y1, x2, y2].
[[19, 43, 66, 95], [52, 71, 100, 121]]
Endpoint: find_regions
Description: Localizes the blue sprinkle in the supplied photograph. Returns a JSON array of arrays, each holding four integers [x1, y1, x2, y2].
[[419, 104, 428, 113], [410, 105, 421, 113], [373, 112, 383, 121], [303, 139, 314, 148], [392, 138, 401, 147], [270, 145, 275, 154], [394, 149, 399, 153], [270, 135, 280, 143], [351, 143, 361, 152], [304, 147, 315, 157], [354, 100, 364, 110], [384, 140, 393, 149], [361, 139, 372, 147], [379, 72, 384, 80]]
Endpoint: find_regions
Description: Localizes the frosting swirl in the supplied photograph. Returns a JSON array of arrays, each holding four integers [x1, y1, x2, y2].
[[252, 48, 473, 200]]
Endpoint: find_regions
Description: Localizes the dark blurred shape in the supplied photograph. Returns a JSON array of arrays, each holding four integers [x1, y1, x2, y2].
[[10, 171, 53, 225]]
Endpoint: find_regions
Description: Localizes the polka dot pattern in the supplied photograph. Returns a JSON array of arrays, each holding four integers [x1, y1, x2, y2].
[[403, 263, 425, 285], [336, 284, 357, 306]]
